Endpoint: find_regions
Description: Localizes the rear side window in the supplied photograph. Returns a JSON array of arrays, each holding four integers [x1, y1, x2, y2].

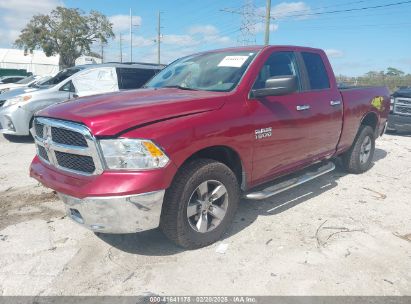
[[301, 52, 330, 90], [117, 68, 158, 89]]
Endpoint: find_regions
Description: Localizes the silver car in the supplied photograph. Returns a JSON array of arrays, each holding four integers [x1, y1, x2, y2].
[[0, 63, 162, 138]]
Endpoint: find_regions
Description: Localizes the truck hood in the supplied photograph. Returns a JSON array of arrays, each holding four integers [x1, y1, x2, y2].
[[38, 88, 227, 136]]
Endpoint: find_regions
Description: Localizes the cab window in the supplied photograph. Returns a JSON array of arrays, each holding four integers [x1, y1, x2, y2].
[[253, 51, 301, 90]]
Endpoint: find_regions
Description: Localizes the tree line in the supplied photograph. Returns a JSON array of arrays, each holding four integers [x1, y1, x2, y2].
[[336, 68, 411, 93]]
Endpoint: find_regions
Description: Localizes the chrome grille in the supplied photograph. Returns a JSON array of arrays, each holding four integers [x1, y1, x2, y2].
[[395, 106, 411, 115], [32, 117, 103, 175], [51, 127, 88, 147], [55, 151, 95, 173], [394, 97, 411, 116], [34, 122, 44, 138], [37, 146, 49, 162]]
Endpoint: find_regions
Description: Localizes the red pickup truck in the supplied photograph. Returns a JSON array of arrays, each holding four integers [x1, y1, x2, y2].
[[30, 45, 390, 249]]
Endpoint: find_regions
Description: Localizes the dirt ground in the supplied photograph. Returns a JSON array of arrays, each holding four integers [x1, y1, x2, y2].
[[0, 133, 410, 296]]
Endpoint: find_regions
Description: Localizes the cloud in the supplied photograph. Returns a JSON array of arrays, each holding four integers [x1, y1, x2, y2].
[[0, 0, 61, 47], [0, 0, 61, 13], [188, 25, 219, 36], [253, 23, 279, 34], [104, 24, 233, 64], [257, 2, 312, 20], [325, 49, 344, 58], [271, 2, 312, 19], [186, 24, 232, 46], [109, 14, 142, 34], [162, 34, 199, 47]]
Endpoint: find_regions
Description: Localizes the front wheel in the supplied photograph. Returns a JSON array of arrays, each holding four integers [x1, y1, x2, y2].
[[342, 125, 375, 174], [160, 159, 240, 249]]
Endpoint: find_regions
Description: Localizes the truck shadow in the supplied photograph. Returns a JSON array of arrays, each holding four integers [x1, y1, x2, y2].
[[386, 130, 411, 137], [2, 134, 34, 143], [97, 149, 388, 256]]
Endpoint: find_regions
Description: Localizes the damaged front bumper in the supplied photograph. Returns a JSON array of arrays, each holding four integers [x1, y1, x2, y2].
[[59, 190, 165, 233]]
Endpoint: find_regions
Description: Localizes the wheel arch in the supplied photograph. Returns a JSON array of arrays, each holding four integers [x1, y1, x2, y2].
[[360, 111, 379, 133], [180, 145, 247, 191]]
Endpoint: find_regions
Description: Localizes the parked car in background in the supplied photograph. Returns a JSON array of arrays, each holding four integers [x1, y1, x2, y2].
[[30, 45, 390, 249], [0, 63, 163, 138], [0, 75, 26, 84], [0, 76, 53, 103], [387, 87, 411, 132], [0, 75, 44, 94]]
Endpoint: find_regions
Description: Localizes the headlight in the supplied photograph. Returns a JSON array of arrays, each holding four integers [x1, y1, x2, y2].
[[3, 95, 32, 107], [99, 139, 169, 170], [0, 88, 10, 94]]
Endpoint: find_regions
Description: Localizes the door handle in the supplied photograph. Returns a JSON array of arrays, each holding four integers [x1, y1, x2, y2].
[[296, 105, 310, 111], [330, 100, 341, 106]]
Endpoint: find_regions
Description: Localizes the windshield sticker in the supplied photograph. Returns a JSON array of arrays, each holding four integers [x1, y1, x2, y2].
[[218, 56, 249, 68]]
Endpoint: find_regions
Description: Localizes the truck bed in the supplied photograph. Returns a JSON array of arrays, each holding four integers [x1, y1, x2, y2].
[[337, 86, 390, 155]]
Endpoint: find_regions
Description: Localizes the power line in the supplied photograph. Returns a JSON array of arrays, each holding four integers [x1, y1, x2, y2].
[[270, 0, 370, 15], [275, 0, 411, 19], [221, 0, 257, 45]]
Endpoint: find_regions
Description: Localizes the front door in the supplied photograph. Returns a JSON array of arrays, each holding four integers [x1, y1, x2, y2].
[[250, 50, 342, 184]]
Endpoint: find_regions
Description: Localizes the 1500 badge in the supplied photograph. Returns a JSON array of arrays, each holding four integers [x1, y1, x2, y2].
[[255, 127, 272, 139]]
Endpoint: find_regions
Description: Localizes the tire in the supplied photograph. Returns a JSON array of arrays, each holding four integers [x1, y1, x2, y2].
[[342, 125, 375, 174], [160, 158, 240, 249]]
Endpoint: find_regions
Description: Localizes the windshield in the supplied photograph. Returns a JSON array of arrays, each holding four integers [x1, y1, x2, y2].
[[16, 75, 36, 84], [145, 50, 257, 92], [40, 68, 81, 86]]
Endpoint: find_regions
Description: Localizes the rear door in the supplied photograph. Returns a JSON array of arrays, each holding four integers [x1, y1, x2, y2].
[[297, 51, 343, 160]]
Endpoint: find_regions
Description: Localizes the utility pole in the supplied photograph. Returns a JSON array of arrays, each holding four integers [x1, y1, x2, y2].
[[264, 0, 271, 45], [119, 33, 123, 63], [157, 11, 162, 65], [100, 40, 104, 63], [130, 8, 133, 62]]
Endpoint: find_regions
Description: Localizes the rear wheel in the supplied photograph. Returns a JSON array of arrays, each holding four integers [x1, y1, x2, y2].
[[342, 125, 375, 174], [160, 159, 240, 249]]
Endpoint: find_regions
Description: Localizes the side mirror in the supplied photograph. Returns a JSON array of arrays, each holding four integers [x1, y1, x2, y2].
[[251, 75, 297, 98]]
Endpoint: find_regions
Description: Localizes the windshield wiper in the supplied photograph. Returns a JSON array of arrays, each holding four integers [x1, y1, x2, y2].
[[163, 85, 199, 91]]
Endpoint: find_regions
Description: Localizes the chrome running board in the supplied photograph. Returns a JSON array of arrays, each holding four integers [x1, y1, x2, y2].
[[245, 162, 335, 200]]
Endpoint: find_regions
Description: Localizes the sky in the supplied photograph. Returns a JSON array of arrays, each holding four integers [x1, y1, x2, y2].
[[0, 0, 410, 76]]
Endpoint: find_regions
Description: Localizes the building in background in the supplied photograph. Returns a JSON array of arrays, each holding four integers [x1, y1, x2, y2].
[[0, 48, 59, 76], [75, 56, 102, 66]]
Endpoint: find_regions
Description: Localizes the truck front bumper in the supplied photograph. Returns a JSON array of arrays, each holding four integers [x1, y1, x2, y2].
[[60, 191, 165, 233], [387, 113, 411, 132], [30, 156, 177, 234]]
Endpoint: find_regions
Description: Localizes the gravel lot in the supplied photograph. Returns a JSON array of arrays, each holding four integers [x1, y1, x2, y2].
[[0, 133, 410, 296]]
